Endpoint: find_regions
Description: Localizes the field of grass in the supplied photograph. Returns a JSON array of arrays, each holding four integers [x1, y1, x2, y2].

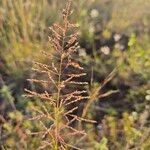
[[0, 0, 150, 149]]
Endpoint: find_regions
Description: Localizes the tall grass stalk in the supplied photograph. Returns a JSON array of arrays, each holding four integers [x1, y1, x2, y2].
[[25, 1, 95, 149]]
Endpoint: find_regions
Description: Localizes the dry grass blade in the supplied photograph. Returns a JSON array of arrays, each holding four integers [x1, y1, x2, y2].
[[82, 68, 118, 118]]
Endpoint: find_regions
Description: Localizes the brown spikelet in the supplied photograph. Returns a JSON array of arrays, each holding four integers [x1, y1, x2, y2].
[[67, 61, 84, 70]]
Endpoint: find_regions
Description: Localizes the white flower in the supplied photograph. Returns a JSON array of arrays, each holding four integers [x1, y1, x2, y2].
[[90, 9, 99, 18], [101, 46, 110, 55], [114, 34, 121, 42], [146, 90, 150, 95], [145, 95, 150, 101]]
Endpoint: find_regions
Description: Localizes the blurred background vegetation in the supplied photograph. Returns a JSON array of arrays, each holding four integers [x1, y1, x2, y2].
[[0, 0, 150, 149]]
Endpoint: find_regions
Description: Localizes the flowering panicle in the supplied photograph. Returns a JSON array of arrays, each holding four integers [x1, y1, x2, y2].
[[25, 0, 95, 149]]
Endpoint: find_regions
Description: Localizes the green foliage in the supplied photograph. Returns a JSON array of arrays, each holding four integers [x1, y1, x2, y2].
[[99, 113, 150, 150], [0, 85, 16, 109], [95, 137, 108, 150]]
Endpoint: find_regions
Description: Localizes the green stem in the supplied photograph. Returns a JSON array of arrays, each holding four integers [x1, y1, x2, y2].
[[54, 35, 64, 149]]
